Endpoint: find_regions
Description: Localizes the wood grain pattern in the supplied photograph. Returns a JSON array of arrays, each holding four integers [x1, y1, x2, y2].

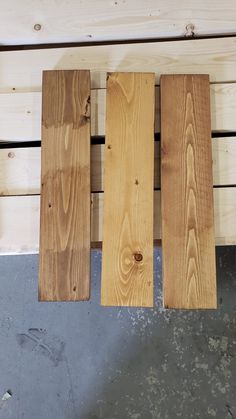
[[0, 187, 235, 255], [161, 74, 216, 309], [1, 83, 236, 142], [0, 37, 236, 94], [39, 70, 91, 301], [1, 137, 236, 196], [1, 0, 236, 45], [101, 72, 155, 307]]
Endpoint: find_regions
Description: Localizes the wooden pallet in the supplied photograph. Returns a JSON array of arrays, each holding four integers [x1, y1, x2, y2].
[[0, 37, 236, 254]]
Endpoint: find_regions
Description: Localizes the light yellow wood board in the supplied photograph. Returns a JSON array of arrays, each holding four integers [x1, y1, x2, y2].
[[1, 37, 236, 92], [0, 188, 235, 255], [101, 72, 155, 307], [1, 83, 236, 141], [1, 0, 236, 45], [0, 138, 235, 196]]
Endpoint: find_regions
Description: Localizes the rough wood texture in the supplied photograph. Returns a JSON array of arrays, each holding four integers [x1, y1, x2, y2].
[[1, 0, 236, 45], [39, 70, 91, 301], [101, 72, 155, 307], [161, 74, 216, 309], [0, 37, 236, 93]]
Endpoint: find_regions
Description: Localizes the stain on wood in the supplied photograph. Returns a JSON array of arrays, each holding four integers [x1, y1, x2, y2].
[[101, 72, 155, 307], [39, 70, 91, 301], [161, 74, 217, 309]]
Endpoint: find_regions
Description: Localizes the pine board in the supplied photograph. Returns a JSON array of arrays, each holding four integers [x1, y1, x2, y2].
[[1, 37, 236, 93], [1, 83, 236, 142], [101, 72, 155, 307], [39, 70, 91, 301], [1, 0, 236, 45], [161, 74, 216, 309]]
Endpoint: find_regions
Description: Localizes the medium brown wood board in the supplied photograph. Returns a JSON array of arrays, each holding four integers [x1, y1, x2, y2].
[[39, 70, 91, 301], [161, 74, 217, 309]]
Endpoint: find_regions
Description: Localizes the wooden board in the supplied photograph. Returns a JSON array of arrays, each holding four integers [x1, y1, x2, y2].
[[1, 37, 236, 93], [1, 0, 236, 45], [39, 70, 91, 301], [1, 83, 236, 142], [101, 72, 155, 307], [0, 188, 235, 255], [0, 138, 236, 196], [161, 74, 216, 309]]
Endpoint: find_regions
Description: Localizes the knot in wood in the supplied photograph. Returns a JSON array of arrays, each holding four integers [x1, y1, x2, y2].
[[34, 23, 42, 31], [185, 23, 195, 37], [133, 253, 143, 262]]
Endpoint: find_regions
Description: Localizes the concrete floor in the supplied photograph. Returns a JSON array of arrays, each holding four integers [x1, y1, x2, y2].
[[0, 247, 235, 419]]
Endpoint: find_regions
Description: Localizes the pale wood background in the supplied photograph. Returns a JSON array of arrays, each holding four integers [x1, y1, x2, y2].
[[0, 4, 235, 253], [0, 0, 236, 45]]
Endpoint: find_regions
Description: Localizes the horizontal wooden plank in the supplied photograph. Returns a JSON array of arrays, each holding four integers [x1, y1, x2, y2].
[[0, 138, 235, 196], [1, 37, 236, 92], [212, 138, 236, 186], [1, 83, 236, 141], [0, 188, 235, 255], [1, 1, 236, 45], [0, 90, 106, 141], [0, 147, 40, 195]]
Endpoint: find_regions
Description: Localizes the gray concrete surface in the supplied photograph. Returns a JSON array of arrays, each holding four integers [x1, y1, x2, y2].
[[0, 247, 235, 419]]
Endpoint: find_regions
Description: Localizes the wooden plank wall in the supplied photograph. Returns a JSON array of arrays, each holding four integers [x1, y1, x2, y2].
[[1, 83, 236, 141], [1, 138, 235, 195], [0, 31, 236, 254], [1, 37, 236, 92], [0, 0, 236, 45]]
